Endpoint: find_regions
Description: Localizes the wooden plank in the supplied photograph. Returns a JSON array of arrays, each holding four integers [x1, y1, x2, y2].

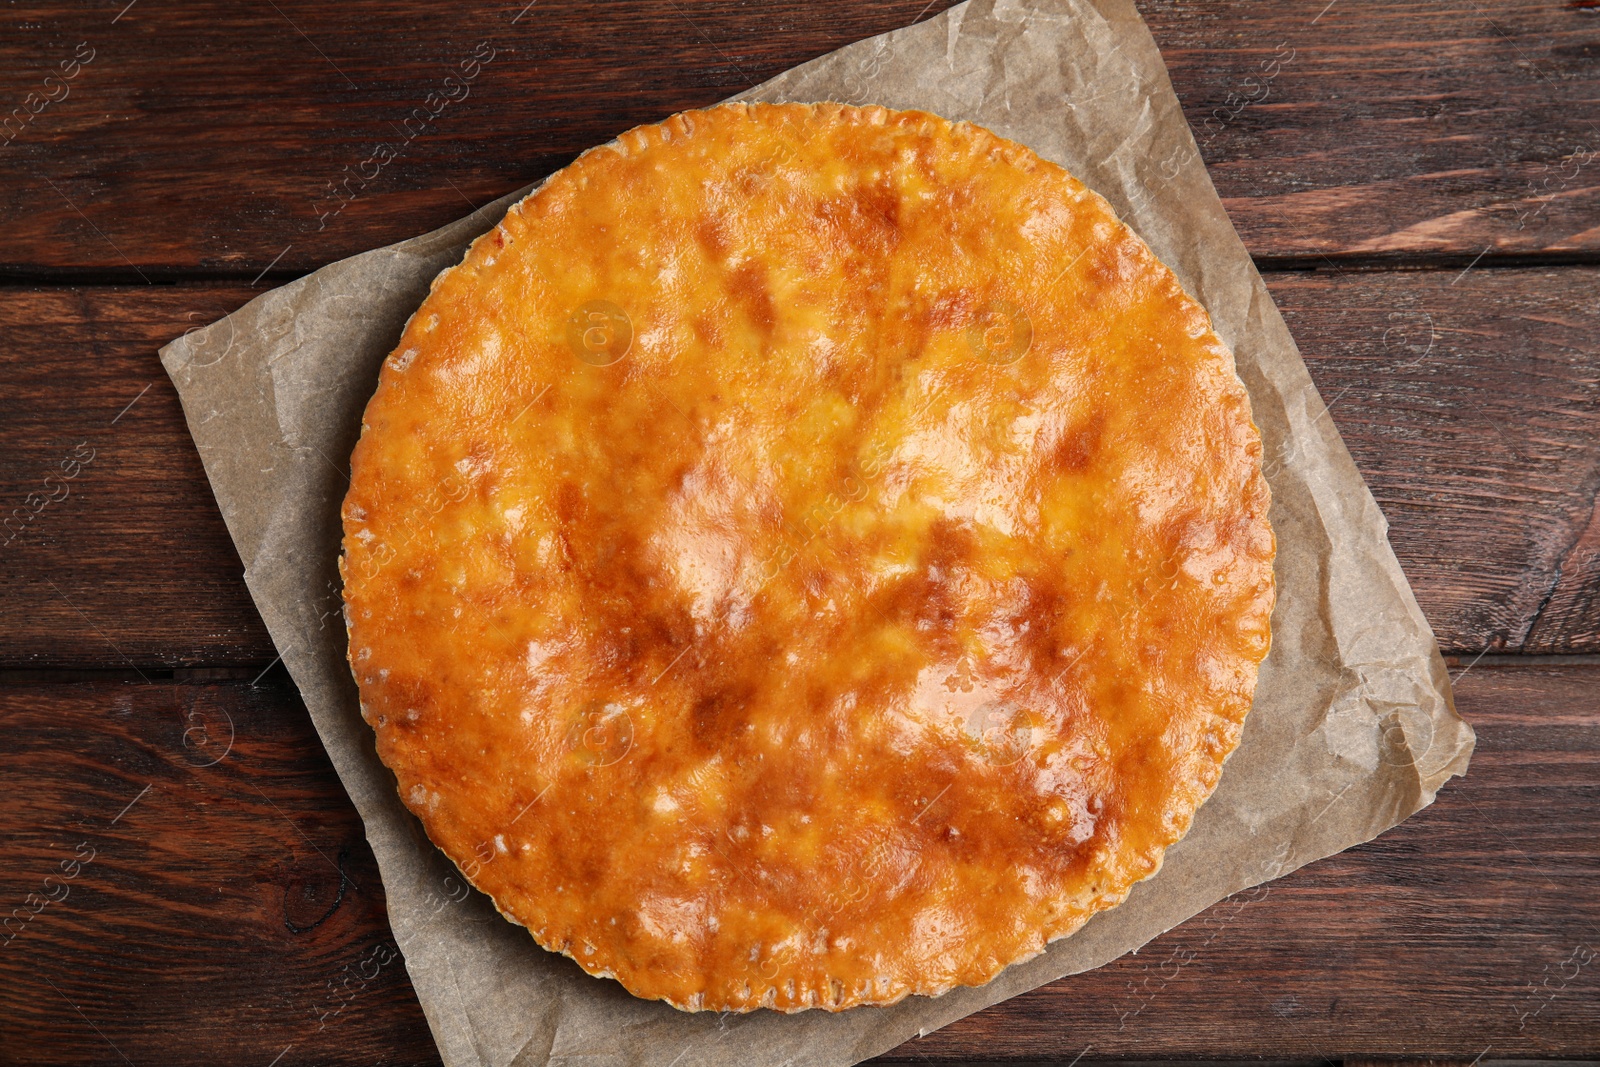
[[0, 674, 438, 1066], [1268, 267, 1600, 656], [0, 285, 274, 667], [1145, 0, 1600, 262], [0, 0, 966, 279], [3, 270, 1597, 666], [0, 664, 1593, 1064], [1, 0, 1596, 276]]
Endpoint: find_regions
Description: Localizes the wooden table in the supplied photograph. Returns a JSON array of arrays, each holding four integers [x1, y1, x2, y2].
[[2, 1, 1596, 1062]]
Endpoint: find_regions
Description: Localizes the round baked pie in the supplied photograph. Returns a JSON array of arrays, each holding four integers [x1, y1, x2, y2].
[[340, 102, 1275, 1013]]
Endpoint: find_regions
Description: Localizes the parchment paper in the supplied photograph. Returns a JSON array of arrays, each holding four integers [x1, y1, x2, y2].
[[159, 0, 1475, 1063]]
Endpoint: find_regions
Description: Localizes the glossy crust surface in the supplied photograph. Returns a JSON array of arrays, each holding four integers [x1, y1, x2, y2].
[[341, 102, 1275, 1013]]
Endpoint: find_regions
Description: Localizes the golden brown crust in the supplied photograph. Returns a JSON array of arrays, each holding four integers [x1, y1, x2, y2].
[[340, 102, 1275, 1013]]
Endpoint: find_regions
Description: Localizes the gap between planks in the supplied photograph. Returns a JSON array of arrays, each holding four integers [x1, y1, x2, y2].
[[2, 251, 1599, 290]]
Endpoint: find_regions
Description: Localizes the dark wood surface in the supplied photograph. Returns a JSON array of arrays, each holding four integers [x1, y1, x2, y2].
[[2, 0, 1597, 1063], [1, 0, 1598, 277]]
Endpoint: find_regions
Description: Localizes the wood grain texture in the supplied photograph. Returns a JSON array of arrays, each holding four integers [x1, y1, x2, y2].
[[1143, 0, 1600, 262], [0, 674, 436, 1067], [3, 269, 1597, 667], [0, 285, 272, 667], [1, 665, 1593, 1065], [1270, 267, 1600, 655], [1, 0, 1597, 277]]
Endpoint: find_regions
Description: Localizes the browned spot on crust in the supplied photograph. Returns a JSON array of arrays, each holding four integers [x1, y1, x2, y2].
[[1053, 411, 1106, 473], [728, 263, 777, 337]]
